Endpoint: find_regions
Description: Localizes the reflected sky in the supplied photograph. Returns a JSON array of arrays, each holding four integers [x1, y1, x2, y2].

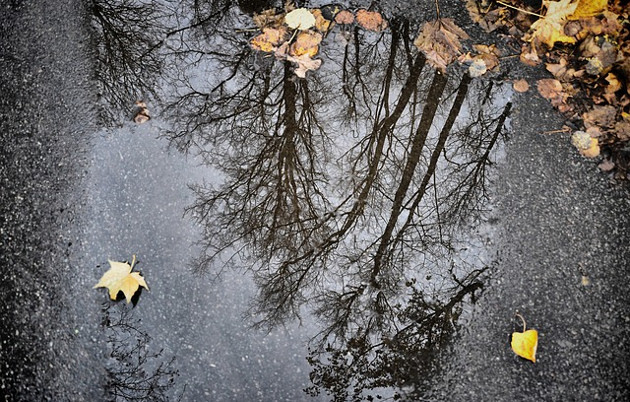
[[90, 0, 514, 399]]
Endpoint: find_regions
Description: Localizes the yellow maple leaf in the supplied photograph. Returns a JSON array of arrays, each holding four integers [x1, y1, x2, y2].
[[94, 255, 149, 303], [511, 313, 538, 363], [528, 0, 578, 49], [568, 0, 608, 19]]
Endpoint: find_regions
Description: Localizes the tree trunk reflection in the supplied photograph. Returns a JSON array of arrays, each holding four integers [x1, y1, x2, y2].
[[89, 2, 513, 398]]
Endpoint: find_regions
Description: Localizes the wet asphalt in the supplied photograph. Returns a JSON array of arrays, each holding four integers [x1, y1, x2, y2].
[[1, 0, 629, 401]]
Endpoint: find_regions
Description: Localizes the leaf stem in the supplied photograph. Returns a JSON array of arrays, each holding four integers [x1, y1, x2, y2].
[[515, 311, 527, 332], [495, 0, 544, 18], [130, 254, 137, 270]]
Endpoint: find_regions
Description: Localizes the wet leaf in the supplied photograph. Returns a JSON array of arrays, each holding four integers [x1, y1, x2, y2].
[[94, 256, 149, 304], [250, 27, 288, 52], [414, 19, 470, 72], [253, 9, 284, 29], [355, 9, 388, 32], [311, 9, 332, 32], [511, 329, 539, 362], [290, 31, 322, 57], [284, 8, 316, 30], [286, 54, 322, 78], [133, 101, 150, 124], [334, 10, 354, 25], [513, 79, 530, 92], [527, 0, 578, 49]]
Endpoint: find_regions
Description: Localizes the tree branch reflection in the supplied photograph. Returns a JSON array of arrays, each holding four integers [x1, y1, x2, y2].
[[89, 2, 513, 398]]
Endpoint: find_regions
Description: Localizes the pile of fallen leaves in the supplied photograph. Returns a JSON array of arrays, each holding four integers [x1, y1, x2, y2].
[[466, 0, 630, 179], [249, 4, 387, 77]]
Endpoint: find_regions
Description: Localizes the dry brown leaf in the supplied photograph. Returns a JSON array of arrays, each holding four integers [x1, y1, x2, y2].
[[513, 79, 530, 92], [356, 9, 388, 32], [583, 105, 617, 128], [520, 44, 542, 66], [614, 120, 630, 141], [537, 78, 573, 112], [334, 10, 354, 25], [414, 19, 470, 72], [290, 31, 322, 57]]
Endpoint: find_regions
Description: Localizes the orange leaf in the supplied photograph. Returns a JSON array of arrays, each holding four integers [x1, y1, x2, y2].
[[290, 31, 322, 57], [334, 10, 354, 25], [511, 329, 538, 363], [355, 9, 388, 32]]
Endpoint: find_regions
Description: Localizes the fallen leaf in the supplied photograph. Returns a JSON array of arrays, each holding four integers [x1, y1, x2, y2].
[[334, 10, 354, 25], [355, 9, 388, 32], [569, 0, 608, 20], [598, 159, 615, 172], [520, 44, 542, 66], [581, 275, 591, 285], [468, 59, 488, 77], [311, 9, 332, 32], [285, 8, 316, 30], [583, 105, 617, 128], [253, 9, 284, 29], [546, 58, 568, 78], [512, 329, 539, 362], [250, 27, 288, 52], [513, 79, 530, 92], [94, 255, 149, 304], [133, 101, 150, 124], [290, 31, 322, 57], [287, 54, 322, 78], [527, 0, 578, 49], [414, 19, 470, 72], [571, 130, 600, 157]]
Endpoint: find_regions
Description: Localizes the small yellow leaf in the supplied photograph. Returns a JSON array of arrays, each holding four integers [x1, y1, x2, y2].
[[511, 329, 539, 363], [94, 256, 149, 304]]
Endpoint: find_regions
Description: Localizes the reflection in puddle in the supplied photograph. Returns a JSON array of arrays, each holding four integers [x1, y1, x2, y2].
[[101, 303, 181, 400], [91, 1, 512, 399]]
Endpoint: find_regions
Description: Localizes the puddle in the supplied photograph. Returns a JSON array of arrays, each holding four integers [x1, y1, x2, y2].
[[85, 0, 514, 399]]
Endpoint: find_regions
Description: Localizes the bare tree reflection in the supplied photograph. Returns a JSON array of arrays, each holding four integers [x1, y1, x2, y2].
[[89, 1, 513, 398], [101, 304, 182, 401], [90, 0, 171, 122]]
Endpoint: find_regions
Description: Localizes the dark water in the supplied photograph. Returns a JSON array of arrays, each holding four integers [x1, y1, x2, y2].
[[2, 0, 629, 401]]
